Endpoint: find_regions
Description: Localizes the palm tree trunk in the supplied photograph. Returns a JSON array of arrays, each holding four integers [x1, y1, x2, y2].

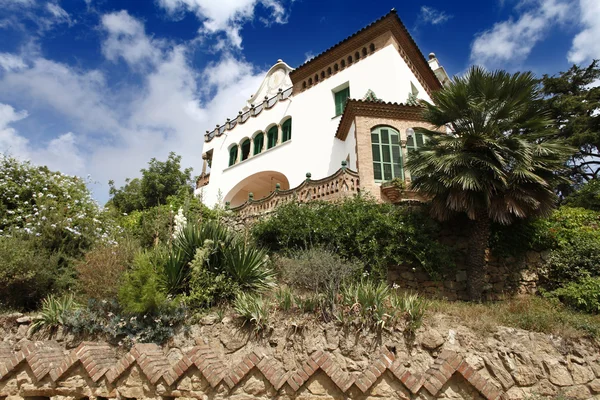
[[466, 212, 490, 302]]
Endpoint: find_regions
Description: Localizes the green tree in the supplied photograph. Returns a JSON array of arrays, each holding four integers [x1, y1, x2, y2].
[[108, 152, 193, 213], [540, 60, 600, 183], [407, 67, 571, 301], [563, 179, 600, 211]]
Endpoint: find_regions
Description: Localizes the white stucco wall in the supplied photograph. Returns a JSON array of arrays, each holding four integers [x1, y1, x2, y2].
[[197, 43, 435, 207]]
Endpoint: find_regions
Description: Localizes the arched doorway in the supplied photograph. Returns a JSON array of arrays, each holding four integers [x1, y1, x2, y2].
[[225, 171, 290, 207]]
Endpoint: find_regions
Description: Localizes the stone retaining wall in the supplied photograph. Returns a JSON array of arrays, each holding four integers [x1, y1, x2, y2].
[[0, 341, 505, 399]]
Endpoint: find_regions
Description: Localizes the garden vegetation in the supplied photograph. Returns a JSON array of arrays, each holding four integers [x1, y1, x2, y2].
[[0, 61, 599, 343]]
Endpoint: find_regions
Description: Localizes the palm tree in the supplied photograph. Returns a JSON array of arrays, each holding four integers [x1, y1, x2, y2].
[[406, 66, 572, 301]]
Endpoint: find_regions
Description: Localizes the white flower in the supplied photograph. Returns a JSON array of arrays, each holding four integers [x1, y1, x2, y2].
[[172, 208, 187, 239], [13, 194, 18, 199]]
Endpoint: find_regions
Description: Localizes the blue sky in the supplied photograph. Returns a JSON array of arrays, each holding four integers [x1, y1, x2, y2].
[[1, 0, 599, 203]]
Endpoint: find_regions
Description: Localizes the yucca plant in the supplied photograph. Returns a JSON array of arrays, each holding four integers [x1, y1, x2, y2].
[[223, 241, 276, 291], [407, 66, 572, 301], [275, 286, 294, 311], [29, 294, 79, 334], [233, 292, 270, 332], [341, 280, 391, 328], [391, 292, 429, 335]]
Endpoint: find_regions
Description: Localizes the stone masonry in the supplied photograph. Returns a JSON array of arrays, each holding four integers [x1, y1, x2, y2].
[[0, 341, 506, 400]]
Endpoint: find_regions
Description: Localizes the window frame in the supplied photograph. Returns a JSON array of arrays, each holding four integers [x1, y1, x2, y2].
[[370, 126, 404, 182]]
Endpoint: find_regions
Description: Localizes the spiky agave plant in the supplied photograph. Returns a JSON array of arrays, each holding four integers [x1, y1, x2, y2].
[[223, 240, 276, 291], [29, 294, 79, 334], [407, 66, 572, 301]]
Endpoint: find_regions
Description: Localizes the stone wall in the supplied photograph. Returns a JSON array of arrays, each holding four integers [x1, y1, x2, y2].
[[0, 341, 517, 400], [388, 224, 544, 301], [1, 322, 600, 400]]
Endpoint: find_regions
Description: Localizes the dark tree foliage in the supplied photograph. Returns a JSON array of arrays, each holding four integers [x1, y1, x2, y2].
[[407, 67, 572, 301], [108, 152, 193, 213], [563, 179, 600, 211], [540, 60, 600, 184]]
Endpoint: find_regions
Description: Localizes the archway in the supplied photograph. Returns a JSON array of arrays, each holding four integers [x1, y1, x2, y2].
[[225, 171, 290, 207]]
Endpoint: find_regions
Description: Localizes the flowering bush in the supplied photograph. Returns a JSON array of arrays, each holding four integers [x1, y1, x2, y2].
[[0, 154, 119, 255]]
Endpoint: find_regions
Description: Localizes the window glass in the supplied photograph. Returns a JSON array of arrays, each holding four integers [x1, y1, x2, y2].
[[370, 126, 404, 182], [241, 139, 251, 161]]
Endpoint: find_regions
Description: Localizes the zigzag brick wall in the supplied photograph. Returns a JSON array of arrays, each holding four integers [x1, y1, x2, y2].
[[0, 341, 505, 399]]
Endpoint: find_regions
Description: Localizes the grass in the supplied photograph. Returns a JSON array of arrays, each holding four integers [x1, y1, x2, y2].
[[428, 295, 600, 339]]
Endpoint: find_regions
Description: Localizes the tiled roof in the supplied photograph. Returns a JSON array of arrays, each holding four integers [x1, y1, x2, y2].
[[335, 98, 427, 140], [289, 9, 443, 93]]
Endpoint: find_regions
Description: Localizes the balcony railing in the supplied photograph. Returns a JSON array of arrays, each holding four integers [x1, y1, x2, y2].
[[205, 87, 293, 143], [228, 164, 360, 218]]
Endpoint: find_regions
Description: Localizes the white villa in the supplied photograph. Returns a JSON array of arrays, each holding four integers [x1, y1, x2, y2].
[[195, 9, 449, 212]]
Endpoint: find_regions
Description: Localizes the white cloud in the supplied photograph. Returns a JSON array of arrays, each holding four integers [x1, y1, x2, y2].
[[0, 103, 85, 175], [0, 11, 269, 202], [568, 0, 600, 64], [470, 0, 571, 68], [0, 0, 73, 33], [419, 6, 452, 25], [45, 3, 71, 25], [0, 53, 27, 71], [101, 10, 162, 68], [157, 0, 289, 48]]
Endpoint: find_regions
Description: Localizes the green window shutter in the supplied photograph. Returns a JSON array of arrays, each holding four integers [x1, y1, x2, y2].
[[228, 146, 238, 166], [253, 133, 264, 155], [282, 119, 292, 142], [334, 87, 350, 116], [267, 126, 278, 149]]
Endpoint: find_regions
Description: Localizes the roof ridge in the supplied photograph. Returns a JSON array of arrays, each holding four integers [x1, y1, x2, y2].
[[292, 9, 397, 72]]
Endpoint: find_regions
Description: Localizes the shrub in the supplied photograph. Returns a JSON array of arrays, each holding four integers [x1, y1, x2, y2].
[[64, 299, 187, 345], [118, 251, 170, 314], [0, 235, 59, 310], [252, 196, 454, 279], [183, 247, 238, 309], [76, 240, 139, 301], [30, 294, 79, 334], [278, 247, 363, 295], [550, 277, 600, 314], [233, 292, 270, 332]]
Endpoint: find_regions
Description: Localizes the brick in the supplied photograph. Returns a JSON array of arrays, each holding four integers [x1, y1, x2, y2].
[[297, 367, 309, 382], [303, 362, 315, 377], [248, 353, 260, 365], [373, 359, 387, 374], [287, 376, 300, 391], [321, 357, 333, 372]]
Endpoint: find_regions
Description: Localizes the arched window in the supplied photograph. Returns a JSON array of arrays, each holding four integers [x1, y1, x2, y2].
[[355, 51, 360, 60], [334, 63, 339, 72], [228, 145, 238, 167], [253, 132, 264, 155], [240, 138, 251, 161], [369, 43, 375, 53], [362, 47, 367, 57], [327, 67, 332, 76], [321, 71, 325, 79], [282, 118, 292, 142], [371, 126, 404, 181], [406, 128, 426, 151], [308, 77, 313, 85], [267, 126, 278, 149], [347, 55, 353, 64], [341, 59, 346, 68], [315, 74, 319, 82]]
